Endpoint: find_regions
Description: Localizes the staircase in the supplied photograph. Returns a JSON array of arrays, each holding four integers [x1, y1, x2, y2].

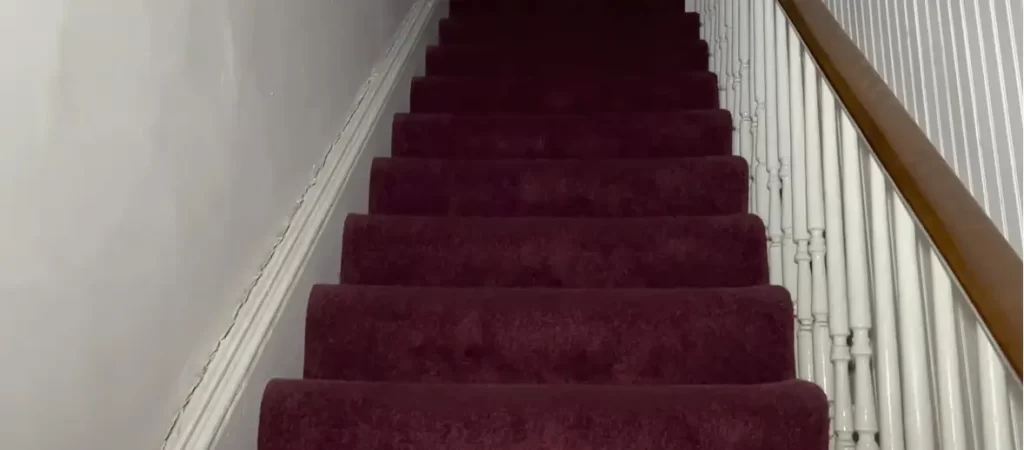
[[258, 1, 828, 448]]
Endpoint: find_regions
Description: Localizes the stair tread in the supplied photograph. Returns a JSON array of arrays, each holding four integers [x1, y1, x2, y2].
[[392, 110, 732, 159], [369, 156, 748, 216], [340, 214, 768, 288], [259, 379, 829, 450], [305, 284, 794, 383], [426, 42, 709, 75], [410, 74, 720, 114]]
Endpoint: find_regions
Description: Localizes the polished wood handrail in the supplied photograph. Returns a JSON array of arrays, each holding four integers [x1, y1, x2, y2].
[[778, 0, 1023, 376]]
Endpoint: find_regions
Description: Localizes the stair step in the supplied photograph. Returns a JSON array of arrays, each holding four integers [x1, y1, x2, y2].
[[369, 156, 748, 217], [410, 74, 720, 114], [438, 14, 700, 45], [391, 110, 733, 159], [259, 380, 829, 450], [258, 5, 829, 449], [448, 0, 695, 17], [304, 284, 795, 383], [426, 42, 709, 76], [340, 214, 768, 288]]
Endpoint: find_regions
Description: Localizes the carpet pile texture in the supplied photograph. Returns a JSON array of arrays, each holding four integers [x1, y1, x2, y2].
[[259, 1, 828, 448]]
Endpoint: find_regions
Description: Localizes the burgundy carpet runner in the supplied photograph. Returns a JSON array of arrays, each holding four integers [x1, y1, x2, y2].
[[258, 1, 829, 448]]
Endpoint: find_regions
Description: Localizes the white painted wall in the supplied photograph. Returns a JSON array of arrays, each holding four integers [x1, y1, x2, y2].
[[0, 0, 415, 448], [823, 0, 1023, 256]]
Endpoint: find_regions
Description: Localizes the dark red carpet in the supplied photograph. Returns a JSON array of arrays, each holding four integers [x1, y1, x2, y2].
[[437, 14, 700, 45], [410, 74, 719, 114], [258, 1, 828, 448], [391, 110, 734, 159], [426, 41, 709, 75], [369, 156, 748, 216]]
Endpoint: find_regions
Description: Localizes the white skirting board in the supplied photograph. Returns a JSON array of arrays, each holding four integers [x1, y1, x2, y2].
[[160, 1, 444, 449]]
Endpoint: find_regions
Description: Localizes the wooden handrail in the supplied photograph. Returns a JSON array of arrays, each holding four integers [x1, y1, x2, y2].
[[778, 0, 1023, 376]]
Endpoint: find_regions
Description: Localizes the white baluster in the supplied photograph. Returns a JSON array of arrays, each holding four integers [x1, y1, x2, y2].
[[892, 196, 936, 450], [867, 157, 906, 450], [696, 0, 704, 39], [775, 5, 798, 350], [822, 85, 854, 450], [719, 0, 732, 120], [1009, 385, 1022, 450], [738, 0, 753, 189], [752, 0, 768, 218], [916, 240, 938, 408], [800, 51, 825, 374], [764, 2, 783, 285], [705, 0, 713, 40], [977, 331, 1014, 450], [804, 51, 832, 447], [929, 250, 968, 450], [954, 299, 984, 450], [788, 27, 813, 382], [838, 116, 880, 450], [706, 0, 717, 74], [717, 0, 729, 108], [710, 1, 717, 59], [729, 0, 741, 155]]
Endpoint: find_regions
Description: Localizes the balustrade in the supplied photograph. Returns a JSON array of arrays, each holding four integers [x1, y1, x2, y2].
[[690, 1, 1023, 449]]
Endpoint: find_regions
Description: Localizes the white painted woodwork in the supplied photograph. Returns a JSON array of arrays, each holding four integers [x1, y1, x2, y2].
[[788, 25, 814, 383], [839, 117, 880, 450], [930, 249, 969, 450], [738, 0, 752, 182], [867, 156, 906, 450], [821, 78, 854, 450], [763, 3, 783, 286], [695, 2, 1022, 450], [752, 0, 769, 219], [802, 44, 830, 408], [775, 5, 798, 324], [893, 196, 937, 450]]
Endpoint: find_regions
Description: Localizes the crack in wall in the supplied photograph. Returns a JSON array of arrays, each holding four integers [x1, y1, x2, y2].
[[159, 75, 372, 447]]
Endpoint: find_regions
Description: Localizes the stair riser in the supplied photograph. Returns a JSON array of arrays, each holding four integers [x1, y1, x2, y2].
[[438, 16, 701, 45], [369, 157, 749, 217], [410, 75, 720, 114], [426, 43, 710, 76], [391, 111, 734, 159], [304, 285, 795, 384], [340, 215, 770, 288], [448, 0, 697, 17], [259, 380, 830, 450]]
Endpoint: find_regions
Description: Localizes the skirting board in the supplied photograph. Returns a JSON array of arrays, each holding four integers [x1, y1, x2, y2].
[[160, 1, 444, 449]]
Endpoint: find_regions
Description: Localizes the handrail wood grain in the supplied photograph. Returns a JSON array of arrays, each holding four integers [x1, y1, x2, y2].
[[778, 0, 1023, 376]]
